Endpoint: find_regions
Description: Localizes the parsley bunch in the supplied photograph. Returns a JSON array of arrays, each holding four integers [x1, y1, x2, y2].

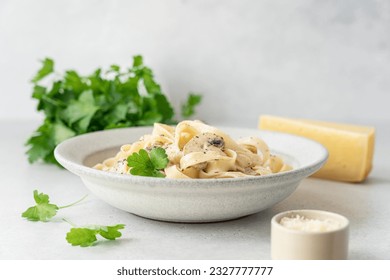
[[26, 56, 202, 166]]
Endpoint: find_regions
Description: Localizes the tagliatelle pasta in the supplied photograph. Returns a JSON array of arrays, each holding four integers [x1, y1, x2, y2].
[[93, 120, 292, 179]]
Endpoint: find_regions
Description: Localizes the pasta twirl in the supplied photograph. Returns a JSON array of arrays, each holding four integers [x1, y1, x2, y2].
[[94, 120, 292, 178]]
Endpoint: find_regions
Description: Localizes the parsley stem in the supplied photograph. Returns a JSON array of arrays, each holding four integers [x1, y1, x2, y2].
[[62, 218, 77, 228], [59, 194, 88, 209]]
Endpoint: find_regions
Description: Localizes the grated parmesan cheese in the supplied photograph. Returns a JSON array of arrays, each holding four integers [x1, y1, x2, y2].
[[280, 214, 341, 233]]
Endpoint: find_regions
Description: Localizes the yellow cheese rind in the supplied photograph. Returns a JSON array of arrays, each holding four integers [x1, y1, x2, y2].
[[259, 115, 375, 183]]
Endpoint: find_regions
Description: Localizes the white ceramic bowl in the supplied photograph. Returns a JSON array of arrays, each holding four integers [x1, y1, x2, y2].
[[54, 127, 328, 223]]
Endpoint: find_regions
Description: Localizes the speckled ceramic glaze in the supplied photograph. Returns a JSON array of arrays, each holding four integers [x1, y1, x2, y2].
[[54, 127, 328, 223]]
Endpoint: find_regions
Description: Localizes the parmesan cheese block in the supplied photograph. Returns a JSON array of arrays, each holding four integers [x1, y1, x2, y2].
[[259, 115, 375, 182]]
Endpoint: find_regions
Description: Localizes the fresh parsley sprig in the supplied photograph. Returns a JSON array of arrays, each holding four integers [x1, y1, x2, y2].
[[26, 55, 202, 166], [22, 190, 126, 247], [64, 219, 125, 247], [22, 190, 87, 222], [127, 147, 169, 178]]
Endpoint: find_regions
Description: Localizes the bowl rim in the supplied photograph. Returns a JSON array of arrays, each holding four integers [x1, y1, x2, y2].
[[54, 126, 328, 186]]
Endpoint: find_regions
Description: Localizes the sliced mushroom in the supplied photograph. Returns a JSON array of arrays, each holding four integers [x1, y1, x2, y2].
[[183, 133, 225, 154], [182, 133, 226, 170]]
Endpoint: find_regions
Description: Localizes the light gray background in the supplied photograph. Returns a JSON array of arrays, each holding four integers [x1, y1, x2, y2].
[[1, 0, 389, 126], [0, 0, 390, 261]]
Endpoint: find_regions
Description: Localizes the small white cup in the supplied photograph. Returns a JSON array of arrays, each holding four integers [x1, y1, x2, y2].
[[271, 209, 349, 260]]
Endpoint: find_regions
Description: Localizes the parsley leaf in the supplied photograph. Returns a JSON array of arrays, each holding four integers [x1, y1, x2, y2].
[[181, 93, 202, 118], [25, 121, 55, 164], [133, 55, 143, 67], [25, 120, 76, 166], [22, 190, 59, 222], [26, 55, 202, 166], [31, 58, 54, 83], [22, 190, 87, 222], [66, 228, 97, 247], [127, 147, 168, 178], [61, 90, 99, 133], [97, 224, 125, 240], [66, 224, 125, 247], [150, 147, 169, 169]]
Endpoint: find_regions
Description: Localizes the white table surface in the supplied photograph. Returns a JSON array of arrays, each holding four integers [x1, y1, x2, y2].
[[1, 120, 389, 260]]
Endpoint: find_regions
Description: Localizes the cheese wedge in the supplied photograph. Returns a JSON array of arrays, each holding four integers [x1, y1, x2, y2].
[[259, 115, 375, 182]]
